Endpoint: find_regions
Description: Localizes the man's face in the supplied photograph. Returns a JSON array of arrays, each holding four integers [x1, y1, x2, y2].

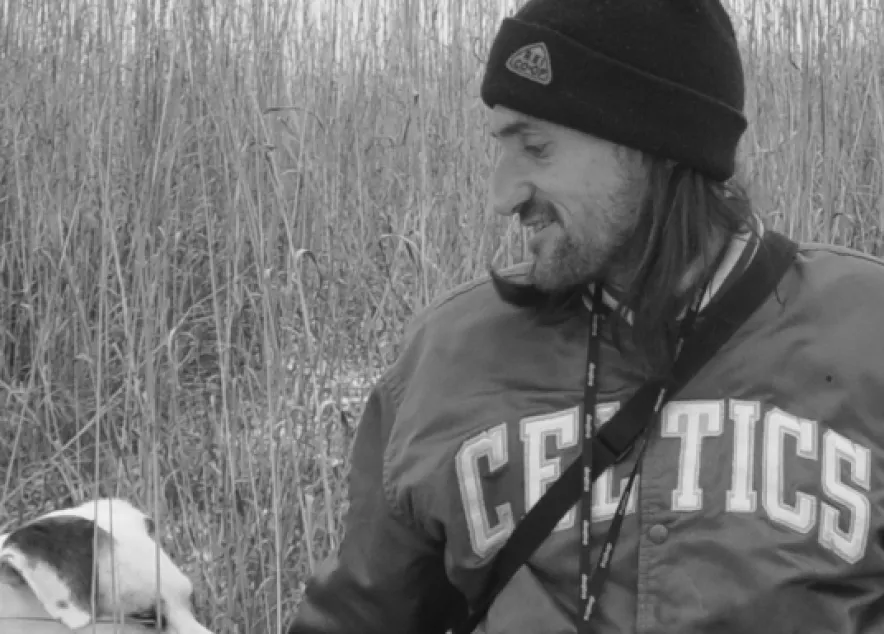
[[489, 106, 646, 293]]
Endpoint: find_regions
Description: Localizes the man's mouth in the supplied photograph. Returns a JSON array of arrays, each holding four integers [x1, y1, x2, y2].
[[521, 216, 555, 233], [522, 216, 557, 252]]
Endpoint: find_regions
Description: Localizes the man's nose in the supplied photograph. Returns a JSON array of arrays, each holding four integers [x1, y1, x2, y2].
[[489, 156, 531, 218]]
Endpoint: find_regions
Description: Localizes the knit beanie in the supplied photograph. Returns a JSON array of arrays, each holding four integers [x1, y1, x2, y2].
[[480, 0, 747, 182]]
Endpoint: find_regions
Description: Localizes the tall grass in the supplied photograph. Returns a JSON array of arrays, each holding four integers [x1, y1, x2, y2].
[[0, 0, 881, 632]]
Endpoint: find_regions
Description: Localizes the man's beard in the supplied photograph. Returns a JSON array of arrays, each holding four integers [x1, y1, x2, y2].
[[526, 230, 609, 292], [523, 212, 628, 294], [512, 185, 642, 295]]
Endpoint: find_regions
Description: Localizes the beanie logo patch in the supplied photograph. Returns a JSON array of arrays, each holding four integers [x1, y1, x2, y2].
[[504, 42, 552, 86]]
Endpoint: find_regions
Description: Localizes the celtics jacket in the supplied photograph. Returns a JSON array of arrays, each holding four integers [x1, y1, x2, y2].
[[287, 227, 884, 634]]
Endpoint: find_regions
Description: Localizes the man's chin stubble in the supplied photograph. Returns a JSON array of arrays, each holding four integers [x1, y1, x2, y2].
[[528, 257, 602, 293]]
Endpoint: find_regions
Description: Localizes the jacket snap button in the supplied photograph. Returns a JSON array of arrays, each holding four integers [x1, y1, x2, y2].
[[649, 524, 669, 544]]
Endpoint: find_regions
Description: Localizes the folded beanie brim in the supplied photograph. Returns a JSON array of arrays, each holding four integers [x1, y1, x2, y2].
[[481, 18, 748, 182]]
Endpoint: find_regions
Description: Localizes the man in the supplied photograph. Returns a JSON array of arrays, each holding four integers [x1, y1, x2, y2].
[[287, 1, 884, 632]]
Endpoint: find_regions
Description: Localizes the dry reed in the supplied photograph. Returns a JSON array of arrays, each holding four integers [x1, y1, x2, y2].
[[0, 0, 881, 632]]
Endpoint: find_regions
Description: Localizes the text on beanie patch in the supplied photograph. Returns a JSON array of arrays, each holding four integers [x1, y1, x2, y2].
[[505, 42, 552, 86]]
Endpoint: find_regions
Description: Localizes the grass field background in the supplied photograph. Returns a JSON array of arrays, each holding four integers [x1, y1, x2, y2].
[[0, 0, 882, 632]]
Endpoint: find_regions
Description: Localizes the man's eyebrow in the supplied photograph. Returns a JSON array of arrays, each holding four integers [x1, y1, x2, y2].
[[490, 121, 537, 139]]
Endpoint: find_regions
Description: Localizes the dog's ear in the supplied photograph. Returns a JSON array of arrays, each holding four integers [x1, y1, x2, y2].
[[0, 514, 106, 629]]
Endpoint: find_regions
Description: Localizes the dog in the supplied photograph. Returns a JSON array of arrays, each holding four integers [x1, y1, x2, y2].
[[0, 498, 215, 634]]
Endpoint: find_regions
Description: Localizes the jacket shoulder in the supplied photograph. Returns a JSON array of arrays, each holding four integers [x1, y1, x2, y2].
[[783, 240, 884, 356], [408, 263, 533, 335], [798, 240, 884, 270], [795, 240, 884, 294], [385, 263, 537, 399]]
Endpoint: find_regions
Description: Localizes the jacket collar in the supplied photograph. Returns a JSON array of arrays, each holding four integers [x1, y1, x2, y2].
[[583, 214, 765, 325]]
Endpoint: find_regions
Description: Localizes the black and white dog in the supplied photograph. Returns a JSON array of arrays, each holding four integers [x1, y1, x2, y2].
[[0, 498, 215, 634]]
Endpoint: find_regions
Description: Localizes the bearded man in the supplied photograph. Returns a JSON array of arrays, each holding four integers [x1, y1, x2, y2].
[[286, 1, 884, 632]]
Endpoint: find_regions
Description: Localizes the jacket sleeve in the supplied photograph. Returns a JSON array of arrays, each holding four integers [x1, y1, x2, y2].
[[286, 379, 468, 634]]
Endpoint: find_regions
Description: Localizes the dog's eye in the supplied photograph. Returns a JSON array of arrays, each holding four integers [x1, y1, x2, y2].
[[129, 605, 168, 631]]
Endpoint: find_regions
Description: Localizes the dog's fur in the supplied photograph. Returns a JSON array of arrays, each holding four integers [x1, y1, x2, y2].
[[0, 498, 214, 634]]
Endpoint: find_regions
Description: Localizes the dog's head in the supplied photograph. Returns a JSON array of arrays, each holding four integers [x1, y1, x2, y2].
[[0, 498, 214, 634]]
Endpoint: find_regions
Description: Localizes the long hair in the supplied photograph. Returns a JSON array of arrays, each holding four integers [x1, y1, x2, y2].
[[489, 155, 761, 379]]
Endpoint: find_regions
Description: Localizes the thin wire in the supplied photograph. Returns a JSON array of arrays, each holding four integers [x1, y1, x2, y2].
[[0, 616, 162, 627]]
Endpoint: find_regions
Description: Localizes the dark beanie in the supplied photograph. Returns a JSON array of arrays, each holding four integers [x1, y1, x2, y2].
[[480, 0, 747, 182]]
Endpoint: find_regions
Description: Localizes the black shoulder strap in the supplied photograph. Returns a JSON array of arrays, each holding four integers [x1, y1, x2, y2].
[[452, 230, 799, 634]]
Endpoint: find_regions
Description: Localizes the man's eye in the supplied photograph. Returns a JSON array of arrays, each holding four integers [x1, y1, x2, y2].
[[524, 143, 548, 157]]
